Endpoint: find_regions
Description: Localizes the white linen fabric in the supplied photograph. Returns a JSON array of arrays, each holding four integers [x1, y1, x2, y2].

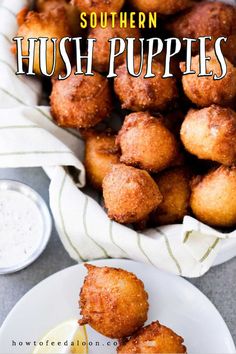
[[0, 0, 235, 277]]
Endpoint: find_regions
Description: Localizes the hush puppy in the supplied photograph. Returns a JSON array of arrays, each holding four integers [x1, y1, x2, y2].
[[72, 0, 125, 15], [167, 1, 236, 65], [116, 112, 179, 173], [84, 130, 120, 190], [114, 56, 178, 112], [88, 19, 141, 73], [13, 8, 72, 76], [79, 264, 149, 338], [152, 167, 191, 225], [130, 0, 192, 15], [50, 69, 113, 128], [191, 166, 236, 227], [36, 0, 80, 36], [180, 51, 236, 107], [103, 164, 163, 224], [181, 105, 236, 166], [117, 321, 187, 353]]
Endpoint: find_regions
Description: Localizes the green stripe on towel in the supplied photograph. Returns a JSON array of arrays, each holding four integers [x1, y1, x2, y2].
[[156, 228, 182, 275]]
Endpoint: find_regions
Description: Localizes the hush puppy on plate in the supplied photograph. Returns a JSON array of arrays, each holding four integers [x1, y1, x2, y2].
[[79, 264, 149, 338], [103, 164, 163, 224], [88, 19, 141, 73], [50, 69, 113, 128], [72, 0, 125, 15], [84, 130, 120, 190], [130, 0, 193, 16], [167, 1, 236, 65], [152, 167, 191, 225], [116, 112, 179, 173], [114, 56, 178, 112], [191, 166, 236, 228], [181, 105, 236, 166], [180, 51, 236, 107], [117, 321, 187, 353], [13, 8, 72, 76]]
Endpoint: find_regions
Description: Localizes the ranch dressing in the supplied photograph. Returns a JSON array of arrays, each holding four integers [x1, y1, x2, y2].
[[0, 189, 44, 268]]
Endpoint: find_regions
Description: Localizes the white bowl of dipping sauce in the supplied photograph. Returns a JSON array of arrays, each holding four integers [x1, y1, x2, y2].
[[0, 180, 52, 274]]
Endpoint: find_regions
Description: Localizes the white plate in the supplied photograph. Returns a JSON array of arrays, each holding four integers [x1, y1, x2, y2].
[[0, 259, 235, 354]]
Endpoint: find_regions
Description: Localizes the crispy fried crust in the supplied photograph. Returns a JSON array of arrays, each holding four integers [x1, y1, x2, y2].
[[88, 19, 140, 73], [16, 6, 29, 26], [167, 1, 236, 65], [84, 130, 120, 189], [190, 166, 236, 227], [130, 0, 193, 15], [153, 167, 191, 225], [36, 0, 80, 36], [114, 56, 178, 112], [50, 69, 113, 128], [15, 8, 72, 76], [79, 264, 149, 339], [180, 50, 236, 107], [72, 0, 125, 15], [116, 112, 179, 173], [181, 105, 236, 165], [102, 164, 163, 224], [117, 321, 187, 353]]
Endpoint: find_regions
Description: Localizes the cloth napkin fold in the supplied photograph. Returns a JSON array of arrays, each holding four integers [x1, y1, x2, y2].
[[0, 0, 235, 278]]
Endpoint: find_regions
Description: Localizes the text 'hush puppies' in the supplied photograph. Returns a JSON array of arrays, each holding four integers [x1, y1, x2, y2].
[[180, 51, 236, 107], [181, 106, 236, 166], [191, 166, 236, 228], [72, 0, 125, 15], [117, 321, 187, 353], [152, 167, 191, 225], [79, 264, 149, 338], [114, 56, 178, 112], [130, 0, 193, 16], [167, 1, 236, 65], [84, 130, 120, 190], [88, 19, 141, 73], [116, 112, 179, 173], [103, 164, 163, 224], [13, 8, 72, 76], [50, 69, 113, 128]]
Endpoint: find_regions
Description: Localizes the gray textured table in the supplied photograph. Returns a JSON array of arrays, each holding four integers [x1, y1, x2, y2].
[[0, 168, 235, 344]]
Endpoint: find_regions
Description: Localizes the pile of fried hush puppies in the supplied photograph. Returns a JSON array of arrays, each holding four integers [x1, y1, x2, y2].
[[79, 264, 187, 353], [15, 0, 236, 230]]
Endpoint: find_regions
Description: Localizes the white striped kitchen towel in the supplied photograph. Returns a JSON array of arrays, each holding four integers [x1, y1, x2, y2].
[[0, 0, 235, 277]]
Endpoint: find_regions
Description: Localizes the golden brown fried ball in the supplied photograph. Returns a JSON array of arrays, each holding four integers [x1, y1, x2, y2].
[[130, 0, 193, 15], [114, 56, 178, 111], [88, 19, 141, 73], [117, 321, 187, 353], [36, 0, 80, 36], [13, 8, 72, 76], [167, 1, 236, 65], [181, 105, 236, 166], [79, 264, 149, 338], [116, 112, 179, 173], [72, 0, 125, 15], [180, 51, 236, 107], [191, 166, 236, 227], [152, 167, 191, 225], [103, 164, 163, 224], [50, 69, 113, 128], [84, 130, 120, 189]]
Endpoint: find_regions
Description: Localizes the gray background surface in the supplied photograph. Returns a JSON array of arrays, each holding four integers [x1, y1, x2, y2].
[[0, 168, 235, 344]]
